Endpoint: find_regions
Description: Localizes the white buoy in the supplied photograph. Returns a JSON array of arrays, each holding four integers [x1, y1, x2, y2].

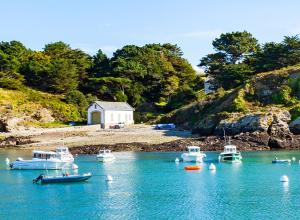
[[209, 163, 216, 170], [280, 175, 289, 182], [5, 158, 10, 165], [106, 175, 113, 182], [175, 158, 179, 163], [292, 157, 296, 161]]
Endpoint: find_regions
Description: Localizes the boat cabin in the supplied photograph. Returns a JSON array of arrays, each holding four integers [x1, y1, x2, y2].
[[33, 151, 57, 159], [56, 147, 70, 154], [187, 146, 201, 153], [223, 145, 237, 153]]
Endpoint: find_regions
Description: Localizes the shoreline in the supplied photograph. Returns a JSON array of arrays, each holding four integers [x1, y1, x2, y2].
[[2, 124, 300, 154]]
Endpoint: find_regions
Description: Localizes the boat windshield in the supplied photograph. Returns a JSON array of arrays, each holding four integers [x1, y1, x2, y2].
[[33, 153, 55, 159], [188, 147, 200, 153], [224, 145, 237, 153], [56, 148, 69, 153], [99, 150, 111, 154]]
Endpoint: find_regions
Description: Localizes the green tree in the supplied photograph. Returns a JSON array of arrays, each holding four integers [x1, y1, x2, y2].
[[65, 90, 88, 117], [248, 35, 300, 73], [212, 31, 259, 64], [199, 31, 258, 89]]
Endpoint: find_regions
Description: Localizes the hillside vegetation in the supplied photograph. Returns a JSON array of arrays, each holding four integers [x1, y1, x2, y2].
[[0, 88, 83, 131], [2, 31, 300, 133], [161, 65, 300, 135]]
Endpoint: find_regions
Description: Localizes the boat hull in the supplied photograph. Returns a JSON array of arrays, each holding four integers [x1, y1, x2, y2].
[[10, 160, 72, 170], [184, 165, 201, 170], [219, 153, 242, 163], [96, 155, 115, 162], [41, 174, 92, 184], [272, 159, 291, 163], [181, 154, 206, 162]]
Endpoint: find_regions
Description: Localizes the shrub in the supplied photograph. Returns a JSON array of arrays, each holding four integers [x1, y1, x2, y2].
[[0, 71, 24, 90], [289, 104, 300, 120], [230, 89, 247, 112], [271, 85, 295, 105], [65, 90, 88, 117]]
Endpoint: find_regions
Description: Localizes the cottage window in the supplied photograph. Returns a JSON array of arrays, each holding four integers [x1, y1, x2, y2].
[[129, 114, 131, 120], [125, 114, 128, 121], [94, 104, 97, 109]]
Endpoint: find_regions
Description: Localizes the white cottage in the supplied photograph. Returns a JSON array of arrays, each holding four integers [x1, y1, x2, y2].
[[87, 101, 134, 128]]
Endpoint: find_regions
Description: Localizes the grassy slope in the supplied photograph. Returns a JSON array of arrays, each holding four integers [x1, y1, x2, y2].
[[160, 65, 300, 130], [0, 88, 84, 127]]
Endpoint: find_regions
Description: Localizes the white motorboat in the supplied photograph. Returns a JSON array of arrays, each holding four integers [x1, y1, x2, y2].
[[10, 147, 75, 170], [96, 149, 116, 162], [56, 147, 74, 162], [218, 145, 242, 163], [181, 146, 206, 162]]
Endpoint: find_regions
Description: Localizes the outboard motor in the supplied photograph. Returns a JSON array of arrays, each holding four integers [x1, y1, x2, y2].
[[33, 174, 44, 183]]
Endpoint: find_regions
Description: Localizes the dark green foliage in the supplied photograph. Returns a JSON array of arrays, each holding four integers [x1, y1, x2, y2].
[[271, 85, 295, 105], [65, 90, 88, 117], [199, 31, 258, 89], [89, 43, 202, 111], [212, 31, 259, 64], [247, 36, 300, 73], [200, 32, 300, 91], [0, 71, 24, 90], [0, 39, 202, 119], [22, 41, 92, 93]]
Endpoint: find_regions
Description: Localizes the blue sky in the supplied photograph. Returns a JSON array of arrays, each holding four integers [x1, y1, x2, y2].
[[1, 0, 300, 69]]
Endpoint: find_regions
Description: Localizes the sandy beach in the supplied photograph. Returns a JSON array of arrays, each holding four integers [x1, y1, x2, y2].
[[0, 124, 192, 150]]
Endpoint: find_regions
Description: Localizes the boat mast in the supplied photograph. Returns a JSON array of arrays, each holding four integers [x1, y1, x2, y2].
[[223, 128, 227, 145]]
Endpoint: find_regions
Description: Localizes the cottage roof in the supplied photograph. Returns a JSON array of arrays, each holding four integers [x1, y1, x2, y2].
[[92, 101, 134, 111]]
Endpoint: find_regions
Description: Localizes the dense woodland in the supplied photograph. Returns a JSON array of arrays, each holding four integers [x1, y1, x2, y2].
[[199, 31, 300, 90], [0, 42, 203, 121], [1, 31, 300, 122]]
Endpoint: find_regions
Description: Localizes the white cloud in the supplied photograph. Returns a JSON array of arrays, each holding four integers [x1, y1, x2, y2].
[[181, 30, 221, 38]]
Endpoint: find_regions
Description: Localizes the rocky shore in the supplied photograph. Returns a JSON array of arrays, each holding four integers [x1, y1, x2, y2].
[[3, 109, 300, 154], [70, 131, 300, 154]]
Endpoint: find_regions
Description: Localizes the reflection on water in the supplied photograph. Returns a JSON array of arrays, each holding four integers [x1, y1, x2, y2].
[[282, 182, 289, 193], [1, 150, 300, 219]]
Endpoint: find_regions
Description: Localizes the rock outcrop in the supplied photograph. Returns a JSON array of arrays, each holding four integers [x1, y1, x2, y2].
[[215, 113, 272, 135], [0, 108, 55, 132]]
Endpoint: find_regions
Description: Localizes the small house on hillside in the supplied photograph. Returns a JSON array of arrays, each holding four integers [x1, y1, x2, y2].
[[87, 101, 134, 128]]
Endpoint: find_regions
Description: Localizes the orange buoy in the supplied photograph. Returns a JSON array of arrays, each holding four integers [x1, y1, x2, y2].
[[184, 165, 201, 170]]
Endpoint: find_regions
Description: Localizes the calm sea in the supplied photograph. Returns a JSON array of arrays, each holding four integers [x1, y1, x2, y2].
[[0, 150, 300, 220]]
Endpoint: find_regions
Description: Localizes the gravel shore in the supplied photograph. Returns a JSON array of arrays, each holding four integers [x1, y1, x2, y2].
[[0, 124, 192, 150]]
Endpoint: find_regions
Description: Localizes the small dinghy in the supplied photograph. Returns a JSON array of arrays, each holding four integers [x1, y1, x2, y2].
[[33, 172, 92, 184], [272, 157, 291, 164], [184, 165, 201, 171]]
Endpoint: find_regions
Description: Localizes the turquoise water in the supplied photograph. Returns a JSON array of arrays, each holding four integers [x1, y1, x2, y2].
[[1, 150, 300, 219]]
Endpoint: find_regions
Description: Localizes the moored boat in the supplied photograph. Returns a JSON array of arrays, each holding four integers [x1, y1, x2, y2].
[[181, 146, 206, 162], [184, 165, 201, 170], [219, 145, 242, 163], [33, 172, 92, 184], [96, 149, 116, 162], [10, 147, 75, 170], [272, 158, 291, 163], [55, 147, 74, 162]]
